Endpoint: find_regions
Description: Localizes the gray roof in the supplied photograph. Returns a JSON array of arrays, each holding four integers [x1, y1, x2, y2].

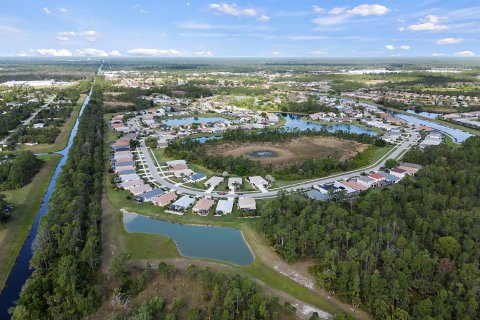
[[307, 190, 330, 201], [171, 195, 196, 209], [216, 200, 234, 214], [117, 169, 136, 176], [139, 188, 165, 200], [357, 176, 374, 183], [114, 161, 135, 167], [378, 171, 400, 182]]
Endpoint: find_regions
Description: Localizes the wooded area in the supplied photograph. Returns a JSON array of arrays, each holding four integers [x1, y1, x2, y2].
[[12, 84, 105, 319], [259, 138, 480, 319]]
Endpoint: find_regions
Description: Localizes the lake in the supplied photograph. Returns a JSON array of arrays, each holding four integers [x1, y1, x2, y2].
[[279, 113, 377, 136], [405, 109, 441, 119], [123, 212, 255, 266]]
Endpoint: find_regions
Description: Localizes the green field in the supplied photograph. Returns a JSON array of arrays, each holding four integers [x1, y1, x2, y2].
[[0, 153, 61, 290]]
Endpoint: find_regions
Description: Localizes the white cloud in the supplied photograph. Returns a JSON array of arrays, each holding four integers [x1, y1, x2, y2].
[[347, 4, 389, 16], [310, 50, 327, 55], [193, 51, 213, 57], [59, 8, 67, 13], [79, 30, 101, 42], [109, 50, 122, 57], [132, 4, 147, 14], [57, 30, 101, 42], [57, 31, 76, 41], [329, 7, 347, 15], [432, 53, 445, 56], [258, 14, 270, 22], [313, 15, 349, 26], [272, 51, 280, 55], [403, 15, 448, 31], [35, 48, 73, 57], [17, 51, 27, 57], [314, 4, 389, 26], [436, 37, 463, 45], [76, 48, 108, 57], [127, 48, 181, 56], [42, 7, 51, 14], [385, 45, 395, 50], [455, 50, 475, 57], [312, 5, 324, 14], [209, 3, 257, 17], [400, 45, 411, 50]]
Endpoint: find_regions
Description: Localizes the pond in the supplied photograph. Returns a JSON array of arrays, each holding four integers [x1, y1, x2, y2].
[[279, 113, 378, 136], [162, 117, 228, 126], [123, 212, 255, 266], [247, 150, 279, 158], [193, 136, 223, 143], [405, 109, 441, 119]]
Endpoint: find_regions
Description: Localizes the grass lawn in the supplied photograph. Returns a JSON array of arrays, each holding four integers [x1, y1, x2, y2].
[[0, 153, 61, 290], [21, 94, 87, 153]]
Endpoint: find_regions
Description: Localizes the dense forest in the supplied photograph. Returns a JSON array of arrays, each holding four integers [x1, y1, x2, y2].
[[11, 84, 105, 319], [0, 151, 42, 190], [280, 98, 338, 114], [259, 138, 480, 319], [166, 128, 385, 180], [105, 255, 295, 320]]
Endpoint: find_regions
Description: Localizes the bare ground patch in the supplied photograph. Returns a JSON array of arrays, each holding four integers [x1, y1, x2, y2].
[[205, 136, 367, 168]]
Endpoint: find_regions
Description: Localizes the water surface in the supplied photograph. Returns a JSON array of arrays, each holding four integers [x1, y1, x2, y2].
[[123, 212, 254, 266]]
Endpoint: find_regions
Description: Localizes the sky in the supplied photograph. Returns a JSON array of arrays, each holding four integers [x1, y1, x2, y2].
[[1, 0, 479, 58]]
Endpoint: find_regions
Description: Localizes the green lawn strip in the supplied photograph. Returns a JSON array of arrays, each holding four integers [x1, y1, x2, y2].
[[21, 94, 87, 153], [0, 153, 61, 290]]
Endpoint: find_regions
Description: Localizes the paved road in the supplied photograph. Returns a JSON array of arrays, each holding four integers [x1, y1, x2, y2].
[[139, 130, 420, 200]]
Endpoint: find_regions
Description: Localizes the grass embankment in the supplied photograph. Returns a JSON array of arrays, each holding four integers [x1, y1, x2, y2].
[[0, 153, 61, 290], [22, 94, 87, 153], [102, 178, 349, 316]]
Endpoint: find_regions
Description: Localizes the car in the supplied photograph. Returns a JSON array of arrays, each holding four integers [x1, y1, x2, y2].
[[218, 192, 226, 195]]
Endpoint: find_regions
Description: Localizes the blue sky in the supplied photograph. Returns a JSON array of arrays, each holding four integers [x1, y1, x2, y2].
[[1, 0, 479, 57]]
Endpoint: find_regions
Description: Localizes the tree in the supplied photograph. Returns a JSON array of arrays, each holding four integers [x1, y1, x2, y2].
[[434, 236, 461, 259]]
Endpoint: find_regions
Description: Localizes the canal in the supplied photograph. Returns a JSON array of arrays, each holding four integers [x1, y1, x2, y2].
[[0, 66, 99, 319]]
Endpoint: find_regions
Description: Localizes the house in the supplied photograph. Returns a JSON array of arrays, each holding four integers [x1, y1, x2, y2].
[[204, 176, 224, 189], [228, 177, 242, 190], [170, 195, 196, 213], [116, 169, 136, 176], [166, 160, 187, 167], [333, 181, 357, 194], [368, 173, 386, 186], [238, 197, 256, 211], [152, 191, 177, 207], [119, 179, 144, 190], [341, 180, 369, 192], [115, 166, 135, 173], [389, 167, 407, 178], [187, 173, 207, 183], [248, 176, 269, 191], [134, 188, 165, 202], [192, 198, 215, 216], [266, 113, 279, 123], [174, 168, 194, 178], [130, 184, 153, 196], [33, 123, 44, 129], [172, 163, 189, 171], [356, 176, 375, 188], [307, 189, 330, 201], [378, 171, 400, 185], [398, 162, 422, 175], [113, 161, 135, 168], [119, 173, 141, 182], [215, 200, 234, 215]]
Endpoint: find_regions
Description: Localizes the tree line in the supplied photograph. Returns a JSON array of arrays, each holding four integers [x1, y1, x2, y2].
[[258, 138, 480, 319], [0, 151, 42, 190], [11, 83, 105, 319]]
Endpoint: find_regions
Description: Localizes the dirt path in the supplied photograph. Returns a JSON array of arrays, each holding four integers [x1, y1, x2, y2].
[[240, 224, 372, 320]]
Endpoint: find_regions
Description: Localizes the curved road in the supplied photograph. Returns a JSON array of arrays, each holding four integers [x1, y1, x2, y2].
[[139, 130, 420, 199]]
